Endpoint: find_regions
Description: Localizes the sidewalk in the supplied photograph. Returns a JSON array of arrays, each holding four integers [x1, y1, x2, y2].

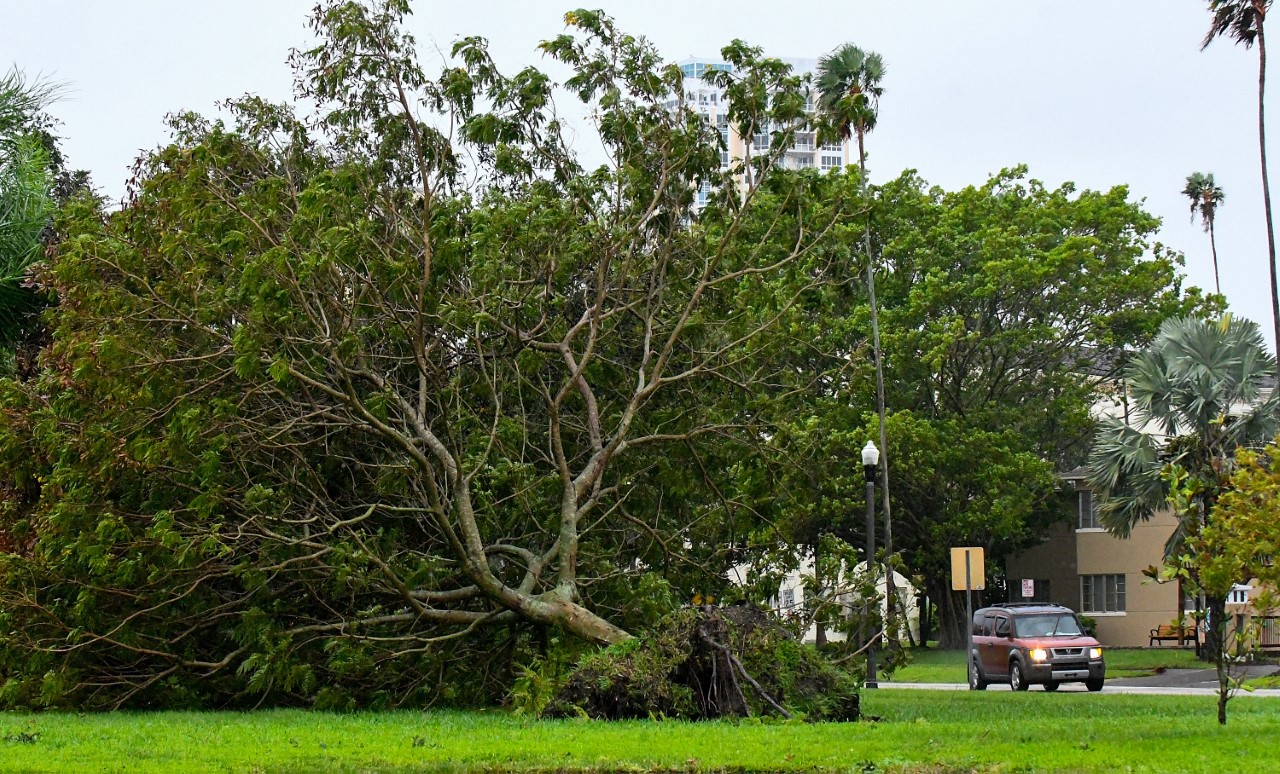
[[880, 664, 1280, 696], [1106, 664, 1278, 689]]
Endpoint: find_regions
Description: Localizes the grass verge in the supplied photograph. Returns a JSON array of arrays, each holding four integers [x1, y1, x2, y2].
[[0, 691, 1276, 773]]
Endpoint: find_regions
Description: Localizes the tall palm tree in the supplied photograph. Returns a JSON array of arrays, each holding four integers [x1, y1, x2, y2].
[[815, 45, 885, 181], [815, 44, 895, 645], [1086, 314, 1280, 657], [1183, 172, 1227, 295], [0, 70, 59, 361], [1202, 1, 1279, 366]]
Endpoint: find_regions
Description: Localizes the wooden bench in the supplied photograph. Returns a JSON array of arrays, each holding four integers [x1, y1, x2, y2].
[[1149, 624, 1194, 646]]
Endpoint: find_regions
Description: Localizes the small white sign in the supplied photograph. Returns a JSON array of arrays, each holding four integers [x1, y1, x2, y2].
[[1021, 579, 1035, 599]]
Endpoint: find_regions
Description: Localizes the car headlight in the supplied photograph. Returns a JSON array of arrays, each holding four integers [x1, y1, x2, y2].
[[1089, 647, 1103, 660], [1029, 648, 1048, 662]]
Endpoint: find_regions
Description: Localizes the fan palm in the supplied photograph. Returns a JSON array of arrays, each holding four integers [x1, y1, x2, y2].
[[1183, 172, 1226, 294], [815, 45, 884, 178], [1088, 313, 1278, 670], [1202, 1, 1279, 366], [1087, 315, 1280, 550]]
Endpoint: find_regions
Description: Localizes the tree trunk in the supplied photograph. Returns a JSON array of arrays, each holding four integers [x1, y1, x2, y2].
[[928, 581, 973, 649], [856, 124, 896, 650], [814, 540, 827, 646], [1204, 594, 1227, 668], [1208, 216, 1222, 296], [1257, 24, 1280, 365], [1211, 589, 1230, 725], [918, 593, 933, 647], [1217, 655, 1230, 725], [524, 595, 634, 646]]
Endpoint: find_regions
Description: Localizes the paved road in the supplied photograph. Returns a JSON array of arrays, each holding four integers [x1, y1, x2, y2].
[[880, 666, 1280, 697]]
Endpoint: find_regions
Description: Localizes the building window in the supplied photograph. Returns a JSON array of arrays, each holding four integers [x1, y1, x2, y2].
[[791, 155, 813, 169], [1077, 489, 1101, 529], [752, 131, 770, 151], [793, 133, 815, 151], [1229, 585, 1250, 605], [820, 155, 842, 171], [820, 141, 842, 152], [1081, 574, 1125, 613]]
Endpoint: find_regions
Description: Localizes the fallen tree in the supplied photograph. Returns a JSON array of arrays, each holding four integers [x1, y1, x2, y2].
[[0, 1, 857, 708]]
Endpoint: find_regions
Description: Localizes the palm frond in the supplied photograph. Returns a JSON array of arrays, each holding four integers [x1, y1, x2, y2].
[[1086, 418, 1166, 536], [814, 43, 885, 144], [0, 69, 61, 151], [0, 134, 52, 272], [1089, 314, 1280, 554], [1202, 0, 1271, 51]]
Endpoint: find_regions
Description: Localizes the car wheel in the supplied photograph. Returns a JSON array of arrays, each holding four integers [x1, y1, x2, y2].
[[1009, 661, 1029, 691], [1086, 678, 1104, 692], [969, 658, 988, 691], [1043, 681, 1059, 692]]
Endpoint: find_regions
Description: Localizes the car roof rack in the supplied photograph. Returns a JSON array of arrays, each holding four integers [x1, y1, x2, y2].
[[976, 602, 1072, 612]]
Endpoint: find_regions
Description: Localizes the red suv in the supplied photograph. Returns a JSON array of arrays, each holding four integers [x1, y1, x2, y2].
[[969, 603, 1105, 692]]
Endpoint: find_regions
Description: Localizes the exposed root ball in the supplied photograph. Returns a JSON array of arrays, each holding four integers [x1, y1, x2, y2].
[[549, 605, 861, 720]]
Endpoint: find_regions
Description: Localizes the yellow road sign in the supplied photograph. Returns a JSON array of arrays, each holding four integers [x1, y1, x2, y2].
[[950, 546, 985, 591]]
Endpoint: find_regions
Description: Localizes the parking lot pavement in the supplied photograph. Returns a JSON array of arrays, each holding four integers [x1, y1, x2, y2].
[[1106, 664, 1276, 687]]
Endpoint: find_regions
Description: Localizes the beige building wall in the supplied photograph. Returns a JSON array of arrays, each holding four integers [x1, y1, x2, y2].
[[1075, 509, 1182, 646], [1007, 483, 1184, 648]]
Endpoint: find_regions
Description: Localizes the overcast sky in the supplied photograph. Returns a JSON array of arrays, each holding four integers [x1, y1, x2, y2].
[[4, 1, 1275, 348]]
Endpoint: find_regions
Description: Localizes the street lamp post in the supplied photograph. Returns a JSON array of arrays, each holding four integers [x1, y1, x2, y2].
[[862, 440, 880, 689]]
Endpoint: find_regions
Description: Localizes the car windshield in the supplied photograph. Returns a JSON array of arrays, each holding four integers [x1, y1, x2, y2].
[[1014, 614, 1083, 637]]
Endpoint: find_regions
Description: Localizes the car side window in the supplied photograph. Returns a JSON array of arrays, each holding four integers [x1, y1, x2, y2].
[[995, 616, 1011, 637]]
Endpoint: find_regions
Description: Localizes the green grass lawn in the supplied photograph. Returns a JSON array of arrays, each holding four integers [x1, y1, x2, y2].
[[1, 692, 1276, 773], [887, 646, 1214, 683]]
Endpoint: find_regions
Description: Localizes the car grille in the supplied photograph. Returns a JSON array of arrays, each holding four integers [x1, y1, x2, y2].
[[1052, 647, 1084, 657]]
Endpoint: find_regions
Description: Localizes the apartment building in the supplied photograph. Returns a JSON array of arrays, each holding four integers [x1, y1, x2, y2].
[[671, 57, 852, 208], [1006, 469, 1186, 647]]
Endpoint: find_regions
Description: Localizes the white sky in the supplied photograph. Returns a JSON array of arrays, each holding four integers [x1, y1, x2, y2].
[[4, 1, 1275, 348]]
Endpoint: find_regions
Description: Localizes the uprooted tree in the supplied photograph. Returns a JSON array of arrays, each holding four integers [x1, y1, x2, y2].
[[0, 2, 863, 708], [548, 605, 861, 721]]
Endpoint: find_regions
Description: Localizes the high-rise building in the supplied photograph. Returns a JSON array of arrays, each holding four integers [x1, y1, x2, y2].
[[670, 57, 852, 208]]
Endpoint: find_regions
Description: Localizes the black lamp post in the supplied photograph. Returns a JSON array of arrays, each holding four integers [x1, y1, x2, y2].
[[861, 440, 880, 689]]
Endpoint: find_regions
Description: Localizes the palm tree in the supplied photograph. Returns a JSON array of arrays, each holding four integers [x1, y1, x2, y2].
[[815, 44, 895, 647], [1202, 1, 1279, 366], [1183, 172, 1227, 295], [816, 45, 885, 182], [0, 70, 59, 363], [1086, 315, 1280, 660]]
